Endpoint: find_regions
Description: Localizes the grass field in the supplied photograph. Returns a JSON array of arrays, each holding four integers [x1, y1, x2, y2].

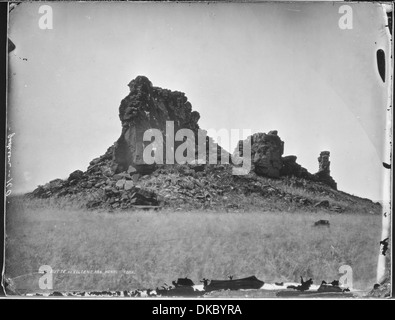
[[5, 196, 382, 295]]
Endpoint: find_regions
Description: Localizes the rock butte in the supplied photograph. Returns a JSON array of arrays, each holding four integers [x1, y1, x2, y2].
[[113, 75, 336, 188], [113, 75, 227, 174], [31, 76, 342, 210]]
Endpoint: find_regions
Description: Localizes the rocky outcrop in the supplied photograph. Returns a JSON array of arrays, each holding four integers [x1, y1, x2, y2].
[[313, 151, 337, 190], [280, 155, 313, 179], [318, 151, 330, 172], [234, 131, 284, 178], [29, 76, 346, 211], [31, 145, 161, 209], [234, 133, 337, 190], [29, 76, 231, 209], [281, 151, 337, 190], [113, 76, 203, 174]]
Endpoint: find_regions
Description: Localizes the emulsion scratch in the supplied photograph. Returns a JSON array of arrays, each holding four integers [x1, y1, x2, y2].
[[6, 133, 15, 196], [376, 2, 393, 285]]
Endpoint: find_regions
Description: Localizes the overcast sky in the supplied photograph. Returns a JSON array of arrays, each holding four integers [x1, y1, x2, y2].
[[7, 1, 391, 201]]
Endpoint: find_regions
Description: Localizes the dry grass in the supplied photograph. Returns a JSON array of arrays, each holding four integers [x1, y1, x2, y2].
[[5, 196, 382, 295]]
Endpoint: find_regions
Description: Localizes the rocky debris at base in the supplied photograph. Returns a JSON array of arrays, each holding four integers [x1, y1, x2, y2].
[[29, 155, 367, 213], [29, 145, 160, 209], [314, 200, 330, 208], [27, 144, 376, 213]]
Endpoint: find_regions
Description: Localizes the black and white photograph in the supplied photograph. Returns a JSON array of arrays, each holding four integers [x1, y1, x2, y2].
[[2, 0, 393, 302]]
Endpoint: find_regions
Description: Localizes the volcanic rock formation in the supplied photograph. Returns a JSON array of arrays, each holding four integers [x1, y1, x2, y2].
[[234, 132, 337, 189], [114, 76, 198, 173], [30, 76, 346, 212], [113, 76, 227, 174], [280, 155, 313, 180], [313, 151, 337, 190], [234, 131, 284, 178]]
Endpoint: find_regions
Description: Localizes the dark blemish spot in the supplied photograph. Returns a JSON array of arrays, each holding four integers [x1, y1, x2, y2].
[[8, 38, 16, 53], [383, 162, 391, 169], [379, 238, 389, 256], [376, 49, 386, 82]]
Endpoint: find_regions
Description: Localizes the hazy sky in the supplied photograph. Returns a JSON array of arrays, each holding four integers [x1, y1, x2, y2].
[[7, 2, 392, 201]]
